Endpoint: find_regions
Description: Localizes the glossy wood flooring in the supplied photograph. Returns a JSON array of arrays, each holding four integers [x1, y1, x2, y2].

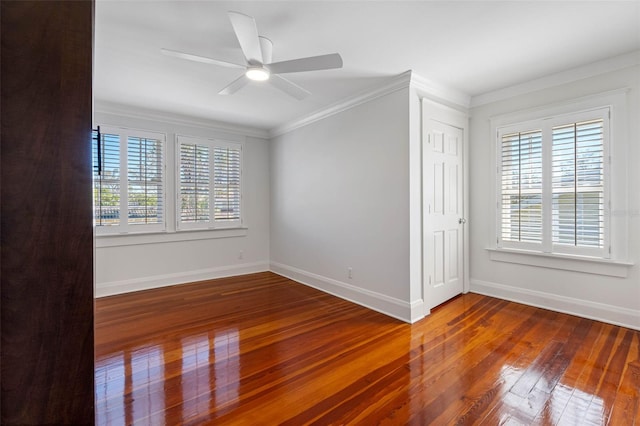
[[95, 272, 640, 425]]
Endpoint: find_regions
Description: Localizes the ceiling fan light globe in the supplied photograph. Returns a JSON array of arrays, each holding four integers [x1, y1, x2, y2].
[[246, 67, 270, 81]]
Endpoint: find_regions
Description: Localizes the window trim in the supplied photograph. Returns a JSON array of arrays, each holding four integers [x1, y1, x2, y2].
[[95, 227, 248, 248], [175, 135, 243, 231], [94, 125, 167, 235], [490, 89, 630, 263], [486, 248, 632, 278]]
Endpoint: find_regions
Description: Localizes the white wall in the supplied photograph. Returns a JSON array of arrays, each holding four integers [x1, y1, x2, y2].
[[269, 88, 416, 321], [469, 65, 640, 329], [94, 106, 270, 297]]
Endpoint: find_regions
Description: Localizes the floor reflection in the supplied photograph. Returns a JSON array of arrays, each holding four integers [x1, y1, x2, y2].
[[497, 364, 605, 425], [95, 352, 125, 426], [130, 346, 165, 424], [214, 329, 240, 410], [177, 329, 240, 422], [554, 384, 605, 425], [180, 334, 212, 423], [95, 345, 165, 426], [96, 329, 242, 425]]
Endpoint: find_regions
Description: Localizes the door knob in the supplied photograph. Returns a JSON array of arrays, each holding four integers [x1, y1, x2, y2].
[[458, 218, 467, 224]]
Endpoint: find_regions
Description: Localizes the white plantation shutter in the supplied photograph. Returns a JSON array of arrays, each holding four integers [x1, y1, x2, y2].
[[177, 136, 242, 229], [179, 143, 210, 223], [500, 130, 543, 244], [127, 136, 164, 226], [497, 107, 609, 257], [214, 147, 241, 221], [552, 119, 604, 248], [93, 132, 121, 227], [92, 127, 166, 234]]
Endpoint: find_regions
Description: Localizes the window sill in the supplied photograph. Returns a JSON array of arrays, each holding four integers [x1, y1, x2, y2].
[[96, 227, 248, 248], [486, 248, 633, 278]]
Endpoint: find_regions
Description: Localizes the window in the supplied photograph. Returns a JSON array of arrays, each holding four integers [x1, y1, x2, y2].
[[93, 127, 166, 234], [177, 136, 242, 230], [497, 107, 609, 258]]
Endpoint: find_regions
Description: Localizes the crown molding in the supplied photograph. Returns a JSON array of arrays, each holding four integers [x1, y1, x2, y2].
[[471, 50, 640, 108], [270, 70, 471, 138], [409, 72, 471, 109], [94, 100, 270, 139], [269, 71, 413, 138]]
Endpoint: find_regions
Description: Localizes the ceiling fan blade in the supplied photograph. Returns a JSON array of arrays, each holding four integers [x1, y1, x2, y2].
[[268, 53, 343, 74], [259, 36, 273, 64], [219, 74, 250, 95], [228, 11, 263, 65], [161, 48, 245, 69], [270, 75, 311, 100]]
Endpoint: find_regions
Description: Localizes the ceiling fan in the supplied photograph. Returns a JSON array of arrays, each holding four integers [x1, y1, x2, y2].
[[161, 11, 343, 100]]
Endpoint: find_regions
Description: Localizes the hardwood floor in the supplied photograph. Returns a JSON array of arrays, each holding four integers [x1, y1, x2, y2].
[[95, 272, 640, 425]]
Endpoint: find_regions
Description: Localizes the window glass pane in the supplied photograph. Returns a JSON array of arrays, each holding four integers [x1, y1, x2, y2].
[[127, 136, 164, 225], [180, 143, 210, 223], [93, 133, 121, 226]]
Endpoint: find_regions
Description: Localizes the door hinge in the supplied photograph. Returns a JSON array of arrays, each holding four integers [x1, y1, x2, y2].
[[429, 275, 432, 284]]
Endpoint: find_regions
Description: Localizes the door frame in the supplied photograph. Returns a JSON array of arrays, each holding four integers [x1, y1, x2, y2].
[[420, 98, 470, 316]]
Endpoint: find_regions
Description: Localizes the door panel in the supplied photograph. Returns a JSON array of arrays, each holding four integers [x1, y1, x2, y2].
[[448, 229, 459, 280], [1, 2, 95, 424], [423, 116, 465, 310], [448, 164, 458, 214], [434, 162, 444, 214], [433, 231, 445, 286]]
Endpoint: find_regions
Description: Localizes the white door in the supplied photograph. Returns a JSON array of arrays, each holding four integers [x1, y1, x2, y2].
[[423, 114, 465, 310]]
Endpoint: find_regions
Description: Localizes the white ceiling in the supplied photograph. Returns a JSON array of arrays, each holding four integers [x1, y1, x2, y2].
[[95, 0, 640, 131]]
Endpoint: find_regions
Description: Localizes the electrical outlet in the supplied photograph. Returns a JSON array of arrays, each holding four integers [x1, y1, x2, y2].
[[238, 250, 244, 260], [348, 267, 353, 279]]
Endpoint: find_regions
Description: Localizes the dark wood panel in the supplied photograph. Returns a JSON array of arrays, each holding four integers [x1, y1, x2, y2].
[[1, 2, 94, 424], [95, 272, 640, 425]]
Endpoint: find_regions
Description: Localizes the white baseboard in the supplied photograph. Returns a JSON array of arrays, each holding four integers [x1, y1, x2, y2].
[[95, 261, 270, 298], [470, 279, 640, 331], [270, 262, 423, 323]]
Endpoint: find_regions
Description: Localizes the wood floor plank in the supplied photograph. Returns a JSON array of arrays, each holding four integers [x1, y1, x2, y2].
[[95, 272, 640, 425]]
